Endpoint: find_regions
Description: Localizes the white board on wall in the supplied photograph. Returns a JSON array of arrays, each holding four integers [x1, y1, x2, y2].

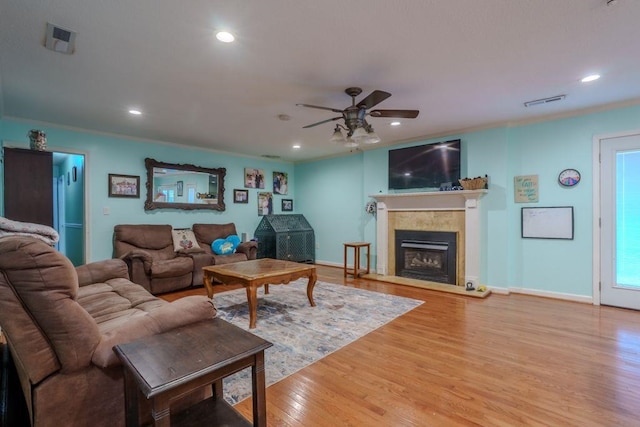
[[521, 206, 574, 239]]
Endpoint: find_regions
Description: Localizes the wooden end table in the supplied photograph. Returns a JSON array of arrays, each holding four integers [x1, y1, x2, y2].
[[202, 258, 317, 329], [343, 242, 370, 278], [114, 318, 272, 427]]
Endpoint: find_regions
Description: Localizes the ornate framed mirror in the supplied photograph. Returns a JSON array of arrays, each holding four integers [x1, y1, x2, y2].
[[144, 158, 226, 211]]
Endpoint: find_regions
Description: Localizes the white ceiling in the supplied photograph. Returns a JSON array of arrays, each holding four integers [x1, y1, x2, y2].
[[1, 0, 639, 162]]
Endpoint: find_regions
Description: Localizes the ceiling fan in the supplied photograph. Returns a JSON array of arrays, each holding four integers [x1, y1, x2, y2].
[[297, 87, 419, 147]]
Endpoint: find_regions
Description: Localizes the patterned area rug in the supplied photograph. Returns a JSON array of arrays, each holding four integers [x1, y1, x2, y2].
[[215, 279, 423, 404]]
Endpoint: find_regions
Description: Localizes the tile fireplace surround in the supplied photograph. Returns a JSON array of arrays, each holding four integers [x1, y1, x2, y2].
[[371, 190, 487, 289]]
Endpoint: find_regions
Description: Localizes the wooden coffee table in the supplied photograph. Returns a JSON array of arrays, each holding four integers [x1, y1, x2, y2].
[[203, 258, 317, 329]]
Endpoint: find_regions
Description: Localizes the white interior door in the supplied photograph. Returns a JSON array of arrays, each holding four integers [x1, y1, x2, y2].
[[600, 133, 640, 310]]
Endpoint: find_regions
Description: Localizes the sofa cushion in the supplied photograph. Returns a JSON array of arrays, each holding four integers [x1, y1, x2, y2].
[[171, 229, 201, 252], [114, 224, 174, 251], [77, 278, 166, 330], [0, 237, 101, 373], [211, 252, 249, 265], [212, 235, 240, 255], [193, 223, 238, 246], [91, 297, 216, 368], [150, 257, 193, 278]]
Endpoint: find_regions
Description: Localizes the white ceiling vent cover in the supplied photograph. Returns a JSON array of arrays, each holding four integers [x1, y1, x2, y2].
[[45, 22, 76, 54], [524, 95, 566, 108]]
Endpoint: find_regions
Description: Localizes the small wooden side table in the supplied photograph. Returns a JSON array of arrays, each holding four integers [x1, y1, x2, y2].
[[114, 318, 272, 427], [343, 242, 370, 278]]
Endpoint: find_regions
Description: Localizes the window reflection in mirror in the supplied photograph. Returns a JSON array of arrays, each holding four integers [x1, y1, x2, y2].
[[144, 158, 225, 211]]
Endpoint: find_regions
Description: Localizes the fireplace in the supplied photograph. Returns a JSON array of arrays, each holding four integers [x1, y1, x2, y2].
[[372, 190, 486, 290], [395, 230, 457, 285]]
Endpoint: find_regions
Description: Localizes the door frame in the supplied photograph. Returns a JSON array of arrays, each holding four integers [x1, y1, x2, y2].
[[592, 128, 640, 305]]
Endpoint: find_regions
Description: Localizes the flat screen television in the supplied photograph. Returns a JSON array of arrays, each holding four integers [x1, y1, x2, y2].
[[388, 139, 461, 190]]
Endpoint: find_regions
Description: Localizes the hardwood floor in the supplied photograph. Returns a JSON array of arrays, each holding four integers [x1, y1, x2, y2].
[[165, 265, 640, 426]]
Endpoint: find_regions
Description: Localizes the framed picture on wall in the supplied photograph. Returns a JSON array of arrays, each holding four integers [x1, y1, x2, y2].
[[108, 174, 140, 198], [234, 189, 249, 203], [176, 180, 184, 197], [258, 192, 273, 216], [282, 199, 293, 212], [244, 168, 265, 189], [273, 171, 289, 195]]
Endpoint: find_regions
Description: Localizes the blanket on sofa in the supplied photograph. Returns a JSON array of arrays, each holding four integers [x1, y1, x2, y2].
[[0, 216, 59, 246]]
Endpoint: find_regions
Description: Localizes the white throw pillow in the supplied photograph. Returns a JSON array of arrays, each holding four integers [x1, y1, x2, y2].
[[171, 229, 201, 252]]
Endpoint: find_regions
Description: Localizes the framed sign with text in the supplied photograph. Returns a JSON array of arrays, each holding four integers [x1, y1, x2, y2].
[[514, 175, 538, 203]]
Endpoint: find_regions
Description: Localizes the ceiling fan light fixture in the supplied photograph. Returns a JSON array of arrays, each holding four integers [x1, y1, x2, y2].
[[363, 129, 381, 144], [351, 126, 368, 142], [298, 87, 419, 150], [329, 126, 346, 143], [343, 137, 359, 148]]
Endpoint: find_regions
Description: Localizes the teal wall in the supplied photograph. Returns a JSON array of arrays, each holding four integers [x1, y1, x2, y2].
[[296, 104, 640, 297], [0, 119, 294, 262], [3, 103, 640, 297]]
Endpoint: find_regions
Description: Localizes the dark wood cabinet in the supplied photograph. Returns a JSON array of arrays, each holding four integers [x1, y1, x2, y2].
[[3, 147, 53, 226]]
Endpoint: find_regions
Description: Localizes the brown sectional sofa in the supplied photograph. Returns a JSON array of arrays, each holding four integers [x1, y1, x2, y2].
[[113, 223, 257, 295], [0, 236, 216, 427]]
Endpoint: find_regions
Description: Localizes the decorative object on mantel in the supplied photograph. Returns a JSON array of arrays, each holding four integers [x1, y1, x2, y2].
[[459, 175, 488, 190], [365, 201, 377, 214], [27, 129, 47, 151]]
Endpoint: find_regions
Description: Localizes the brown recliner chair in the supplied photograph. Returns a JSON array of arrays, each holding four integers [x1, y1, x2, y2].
[[0, 236, 216, 427], [113, 224, 194, 294], [190, 223, 258, 286]]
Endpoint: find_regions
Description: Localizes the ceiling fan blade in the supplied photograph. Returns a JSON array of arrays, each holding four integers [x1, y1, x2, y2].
[[369, 109, 420, 119], [302, 116, 342, 128], [356, 90, 391, 109], [296, 103, 343, 113]]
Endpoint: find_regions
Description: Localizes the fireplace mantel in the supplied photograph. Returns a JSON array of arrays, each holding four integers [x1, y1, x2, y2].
[[370, 190, 487, 288], [370, 190, 487, 210]]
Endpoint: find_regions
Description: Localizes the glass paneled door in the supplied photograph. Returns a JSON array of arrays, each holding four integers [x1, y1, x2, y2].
[[600, 133, 640, 310]]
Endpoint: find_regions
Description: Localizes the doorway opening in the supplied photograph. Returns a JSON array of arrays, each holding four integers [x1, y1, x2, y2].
[[52, 152, 85, 266]]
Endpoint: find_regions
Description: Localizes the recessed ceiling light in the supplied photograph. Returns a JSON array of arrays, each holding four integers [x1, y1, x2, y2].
[[292, 144, 301, 149], [129, 109, 142, 115], [581, 74, 601, 83], [390, 121, 401, 126], [216, 31, 235, 43]]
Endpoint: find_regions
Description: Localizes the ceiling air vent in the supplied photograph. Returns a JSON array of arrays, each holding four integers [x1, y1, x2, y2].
[[524, 95, 566, 108], [45, 22, 76, 54]]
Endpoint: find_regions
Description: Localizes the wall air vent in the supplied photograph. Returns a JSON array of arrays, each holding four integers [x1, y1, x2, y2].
[[524, 95, 566, 108], [45, 22, 76, 54]]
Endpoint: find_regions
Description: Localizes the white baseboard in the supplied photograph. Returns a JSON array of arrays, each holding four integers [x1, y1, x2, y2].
[[315, 260, 343, 268], [486, 285, 593, 303], [314, 261, 594, 304], [507, 287, 593, 304]]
